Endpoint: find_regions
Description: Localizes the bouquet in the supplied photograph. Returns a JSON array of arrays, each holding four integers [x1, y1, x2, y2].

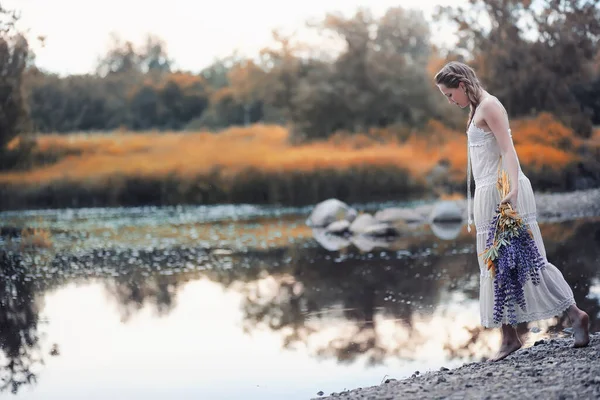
[[480, 169, 546, 326]]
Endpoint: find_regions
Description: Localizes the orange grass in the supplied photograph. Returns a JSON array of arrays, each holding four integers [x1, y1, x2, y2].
[[0, 114, 587, 193], [515, 143, 576, 169], [0, 124, 451, 186]]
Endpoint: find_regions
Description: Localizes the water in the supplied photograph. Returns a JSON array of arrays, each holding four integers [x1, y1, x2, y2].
[[1, 205, 599, 399]]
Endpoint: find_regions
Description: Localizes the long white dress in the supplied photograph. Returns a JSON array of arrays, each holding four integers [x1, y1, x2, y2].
[[467, 98, 575, 328]]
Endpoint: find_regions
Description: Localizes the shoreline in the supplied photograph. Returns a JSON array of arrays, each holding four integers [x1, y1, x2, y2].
[[0, 185, 599, 216], [313, 333, 600, 399]]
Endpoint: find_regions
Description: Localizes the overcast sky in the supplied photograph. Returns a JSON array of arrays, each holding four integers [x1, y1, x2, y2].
[[4, 0, 464, 76]]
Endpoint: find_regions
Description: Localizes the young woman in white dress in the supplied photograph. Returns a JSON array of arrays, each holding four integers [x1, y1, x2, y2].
[[434, 61, 590, 361]]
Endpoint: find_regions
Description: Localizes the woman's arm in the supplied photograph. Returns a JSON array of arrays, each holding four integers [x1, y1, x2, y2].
[[481, 100, 521, 207]]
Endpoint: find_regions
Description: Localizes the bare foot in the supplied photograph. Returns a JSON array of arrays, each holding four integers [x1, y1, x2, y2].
[[572, 310, 590, 348], [489, 339, 522, 362]]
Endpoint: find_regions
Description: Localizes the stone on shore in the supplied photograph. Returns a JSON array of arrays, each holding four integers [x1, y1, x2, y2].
[[313, 334, 600, 400]]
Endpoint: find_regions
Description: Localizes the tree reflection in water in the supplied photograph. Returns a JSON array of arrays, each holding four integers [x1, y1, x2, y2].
[[103, 272, 179, 322], [0, 251, 44, 394], [237, 236, 490, 365], [0, 217, 598, 394], [237, 218, 600, 365]]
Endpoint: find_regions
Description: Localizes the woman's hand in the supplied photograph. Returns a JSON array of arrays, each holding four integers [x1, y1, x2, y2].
[[501, 189, 518, 210]]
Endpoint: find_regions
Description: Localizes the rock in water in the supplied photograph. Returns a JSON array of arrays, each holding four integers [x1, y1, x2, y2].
[[311, 228, 351, 251], [363, 223, 399, 237], [306, 199, 358, 227], [374, 207, 425, 225], [430, 221, 462, 240], [325, 220, 351, 235], [429, 201, 463, 223], [349, 213, 378, 234]]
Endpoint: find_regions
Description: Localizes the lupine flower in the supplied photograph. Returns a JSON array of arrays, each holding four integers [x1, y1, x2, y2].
[[480, 170, 546, 326]]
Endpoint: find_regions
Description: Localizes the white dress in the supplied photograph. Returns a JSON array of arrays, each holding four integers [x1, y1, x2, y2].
[[467, 99, 575, 328]]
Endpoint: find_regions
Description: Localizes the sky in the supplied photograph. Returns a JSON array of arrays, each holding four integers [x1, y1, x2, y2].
[[4, 0, 463, 76]]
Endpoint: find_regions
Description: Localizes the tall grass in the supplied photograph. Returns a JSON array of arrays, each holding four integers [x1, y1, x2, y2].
[[0, 114, 596, 210]]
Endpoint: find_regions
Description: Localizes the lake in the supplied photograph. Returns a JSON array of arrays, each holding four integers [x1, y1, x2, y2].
[[1, 203, 599, 400]]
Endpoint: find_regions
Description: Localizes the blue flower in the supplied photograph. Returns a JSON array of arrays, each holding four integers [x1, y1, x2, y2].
[[481, 203, 546, 326]]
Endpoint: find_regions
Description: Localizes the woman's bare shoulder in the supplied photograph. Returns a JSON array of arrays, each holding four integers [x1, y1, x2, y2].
[[479, 95, 511, 139], [479, 95, 501, 111], [479, 96, 507, 120]]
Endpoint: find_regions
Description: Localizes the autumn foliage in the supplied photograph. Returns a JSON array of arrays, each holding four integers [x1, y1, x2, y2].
[[1, 3, 600, 209], [1, 121, 466, 186], [1, 114, 596, 210]]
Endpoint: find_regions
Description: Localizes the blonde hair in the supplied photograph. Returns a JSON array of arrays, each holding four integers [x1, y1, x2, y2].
[[434, 61, 484, 126]]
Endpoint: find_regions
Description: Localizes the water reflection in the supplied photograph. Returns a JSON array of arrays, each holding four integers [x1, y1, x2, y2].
[[104, 272, 179, 322], [236, 240, 486, 366], [0, 215, 599, 398], [429, 221, 463, 241], [311, 219, 465, 254], [0, 252, 44, 394]]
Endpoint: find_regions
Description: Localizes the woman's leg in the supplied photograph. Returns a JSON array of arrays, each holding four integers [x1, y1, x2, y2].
[[490, 324, 522, 362], [566, 305, 590, 347]]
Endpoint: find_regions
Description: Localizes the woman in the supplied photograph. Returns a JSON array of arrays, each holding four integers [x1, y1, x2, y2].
[[434, 61, 589, 361]]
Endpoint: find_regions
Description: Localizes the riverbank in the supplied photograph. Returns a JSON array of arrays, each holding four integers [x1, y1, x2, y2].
[[314, 333, 600, 399], [1, 116, 598, 211]]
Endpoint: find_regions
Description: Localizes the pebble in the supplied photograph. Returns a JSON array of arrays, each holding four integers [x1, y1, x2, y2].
[[313, 335, 600, 400]]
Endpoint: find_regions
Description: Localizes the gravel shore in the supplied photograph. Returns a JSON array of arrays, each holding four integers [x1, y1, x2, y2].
[[314, 333, 600, 400]]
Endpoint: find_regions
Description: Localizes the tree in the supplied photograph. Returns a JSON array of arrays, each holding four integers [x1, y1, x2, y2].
[[259, 30, 306, 125], [95, 33, 139, 76], [436, 0, 600, 136], [227, 59, 267, 125], [140, 35, 172, 73], [96, 33, 173, 77], [279, 7, 439, 140], [158, 73, 209, 128], [368, 7, 439, 127], [0, 5, 29, 167], [572, 51, 600, 125], [200, 53, 242, 89]]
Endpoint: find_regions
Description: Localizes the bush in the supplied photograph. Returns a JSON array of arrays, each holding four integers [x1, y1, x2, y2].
[[0, 31, 29, 155]]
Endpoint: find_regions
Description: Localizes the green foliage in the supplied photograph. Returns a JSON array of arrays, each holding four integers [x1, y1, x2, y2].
[[0, 35, 28, 148], [6, 2, 600, 141], [259, 8, 441, 141], [436, 0, 600, 137], [96, 33, 172, 76], [0, 6, 31, 169]]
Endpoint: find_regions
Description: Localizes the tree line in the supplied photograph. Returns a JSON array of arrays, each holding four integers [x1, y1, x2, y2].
[[1, 1, 600, 156]]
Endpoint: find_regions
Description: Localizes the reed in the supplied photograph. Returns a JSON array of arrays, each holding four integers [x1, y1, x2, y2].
[[0, 114, 594, 210]]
